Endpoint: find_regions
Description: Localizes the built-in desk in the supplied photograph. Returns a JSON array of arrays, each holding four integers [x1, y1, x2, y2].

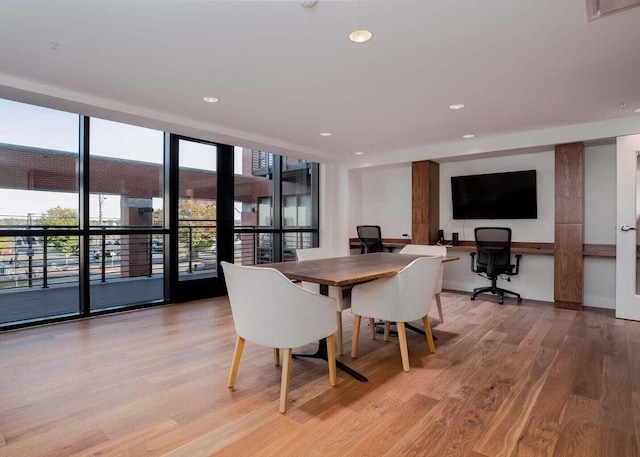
[[349, 239, 616, 258], [447, 241, 615, 258], [349, 238, 411, 251]]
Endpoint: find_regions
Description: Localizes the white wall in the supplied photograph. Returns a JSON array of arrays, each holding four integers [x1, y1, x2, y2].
[[439, 151, 555, 243], [343, 143, 618, 308], [348, 164, 412, 239]]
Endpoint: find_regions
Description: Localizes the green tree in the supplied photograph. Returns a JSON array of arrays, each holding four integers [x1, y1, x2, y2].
[[39, 207, 78, 263], [179, 200, 217, 253]]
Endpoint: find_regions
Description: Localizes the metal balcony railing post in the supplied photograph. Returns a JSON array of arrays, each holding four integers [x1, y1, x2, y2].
[[42, 229, 48, 288], [101, 229, 106, 283], [148, 235, 153, 277], [188, 226, 193, 273], [27, 250, 33, 288]]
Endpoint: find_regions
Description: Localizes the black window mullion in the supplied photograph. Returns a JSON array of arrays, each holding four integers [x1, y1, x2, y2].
[[272, 155, 282, 262], [217, 144, 234, 278], [165, 133, 179, 301], [311, 162, 319, 247], [78, 116, 91, 316]]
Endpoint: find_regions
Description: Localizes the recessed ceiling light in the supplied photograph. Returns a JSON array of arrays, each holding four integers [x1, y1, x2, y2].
[[354, 151, 364, 155], [349, 29, 373, 43], [319, 132, 332, 137], [202, 96, 219, 103], [462, 134, 475, 139], [449, 104, 465, 110]]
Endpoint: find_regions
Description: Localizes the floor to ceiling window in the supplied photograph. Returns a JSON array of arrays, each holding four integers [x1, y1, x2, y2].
[[88, 118, 165, 310], [0, 99, 80, 325], [177, 139, 218, 280], [0, 98, 320, 329]]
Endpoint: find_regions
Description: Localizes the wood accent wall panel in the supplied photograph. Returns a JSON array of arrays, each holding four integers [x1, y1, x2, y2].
[[411, 161, 439, 244], [554, 142, 584, 310], [554, 224, 584, 307], [555, 143, 584, 224]]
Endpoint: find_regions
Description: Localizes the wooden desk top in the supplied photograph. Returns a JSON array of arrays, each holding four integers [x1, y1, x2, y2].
[[264, 253, 458, 287]]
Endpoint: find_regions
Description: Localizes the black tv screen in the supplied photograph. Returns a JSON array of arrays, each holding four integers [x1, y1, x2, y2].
[[451, 170, 537, 219]]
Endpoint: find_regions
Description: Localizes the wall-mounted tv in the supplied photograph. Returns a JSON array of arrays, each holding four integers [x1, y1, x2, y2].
[[451, 170, 537, 219]]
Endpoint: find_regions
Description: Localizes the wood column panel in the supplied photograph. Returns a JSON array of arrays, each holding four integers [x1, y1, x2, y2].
[[554, 142, 584, 310], [554, 224, 583, 307], [555, 142, 584, 224], [412, 161, 439, 244]]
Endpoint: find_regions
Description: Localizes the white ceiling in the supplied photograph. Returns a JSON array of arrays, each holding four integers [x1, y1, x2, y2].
[[1, 0, 640, 164]]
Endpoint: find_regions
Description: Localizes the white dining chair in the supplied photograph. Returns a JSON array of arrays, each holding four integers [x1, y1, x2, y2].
[[296, 247, 353, 355], [399, 244, 447, 322], [350, 256, 441, 372], [221, 261, 338, 413]]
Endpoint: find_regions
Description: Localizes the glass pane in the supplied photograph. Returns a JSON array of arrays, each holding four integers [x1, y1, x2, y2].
[[282, 157, 312, 228], [0, 99, 80, 325], [89, 233, 163, 310], [234, 149, 274, 228], [234, 149, 275, 265], [89, 118, 164, 228], [88, 118, 164, 309], [178, 140, 217, 280]]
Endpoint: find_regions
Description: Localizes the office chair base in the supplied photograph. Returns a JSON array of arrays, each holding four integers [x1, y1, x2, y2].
[[470, 286, 522, 305]]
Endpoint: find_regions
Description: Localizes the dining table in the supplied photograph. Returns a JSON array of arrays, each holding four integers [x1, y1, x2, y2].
[[263, 252, 459, 382]]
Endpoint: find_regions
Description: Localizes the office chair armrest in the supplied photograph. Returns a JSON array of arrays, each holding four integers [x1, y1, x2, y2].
[[513, 254, 522, 275], [469, 252, 477, 273]]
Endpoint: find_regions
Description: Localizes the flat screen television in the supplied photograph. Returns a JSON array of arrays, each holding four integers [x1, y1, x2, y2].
[[451, 170, 537, 219]]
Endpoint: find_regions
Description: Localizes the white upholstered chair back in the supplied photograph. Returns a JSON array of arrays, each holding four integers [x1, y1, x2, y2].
[[350, 256, 442, 371], [399, 244, 446, 322], [351, 256, 441, 323], [221, 261, 336, 348]]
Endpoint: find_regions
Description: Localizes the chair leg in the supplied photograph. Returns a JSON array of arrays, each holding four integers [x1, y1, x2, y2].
[[336, 311, 344, 356], [326, 334, 337, 386], [383, 321, 391, 342], [435, 293, 444, 323], [369, 318, 376, 339], [273, 348, 280, 366], [351, 315, 362, 358], [396, 322, 410, 372], [228, 335, 245, 388], [422, 316, 436, 353], [279, 348, 293, 413]]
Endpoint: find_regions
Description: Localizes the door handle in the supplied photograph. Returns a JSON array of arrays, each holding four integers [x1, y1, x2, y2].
[[621, 224, 636, 232]]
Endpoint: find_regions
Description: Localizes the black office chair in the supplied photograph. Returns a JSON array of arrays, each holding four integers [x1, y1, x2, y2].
[[356, 225, 384, 254], [469, 227, 522, 304]]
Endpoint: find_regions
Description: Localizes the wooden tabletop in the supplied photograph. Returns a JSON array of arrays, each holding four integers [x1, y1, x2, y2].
[[264, 252, 458, 287]]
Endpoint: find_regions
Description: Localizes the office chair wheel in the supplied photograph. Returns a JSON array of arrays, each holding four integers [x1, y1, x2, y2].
[[517, 297, 523, 302], [470, 295, 476, 301]]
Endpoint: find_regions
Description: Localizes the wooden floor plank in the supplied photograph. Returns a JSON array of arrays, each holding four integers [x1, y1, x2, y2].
[[553, 394, 599, 457], [1, 293, 639, 456], [472, 346, 558, 457]]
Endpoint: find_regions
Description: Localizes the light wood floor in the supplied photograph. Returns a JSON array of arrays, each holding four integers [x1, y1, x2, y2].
[[1, 292, 639, 457]]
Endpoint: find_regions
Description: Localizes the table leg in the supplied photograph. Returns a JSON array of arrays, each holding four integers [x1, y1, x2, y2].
[[292, 284, 368, 383], [292, 338, 368, 382]]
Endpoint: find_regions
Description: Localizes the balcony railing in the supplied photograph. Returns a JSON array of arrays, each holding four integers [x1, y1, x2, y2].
[[0, 232, 165, 292], [0, 226, 315, 291]]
